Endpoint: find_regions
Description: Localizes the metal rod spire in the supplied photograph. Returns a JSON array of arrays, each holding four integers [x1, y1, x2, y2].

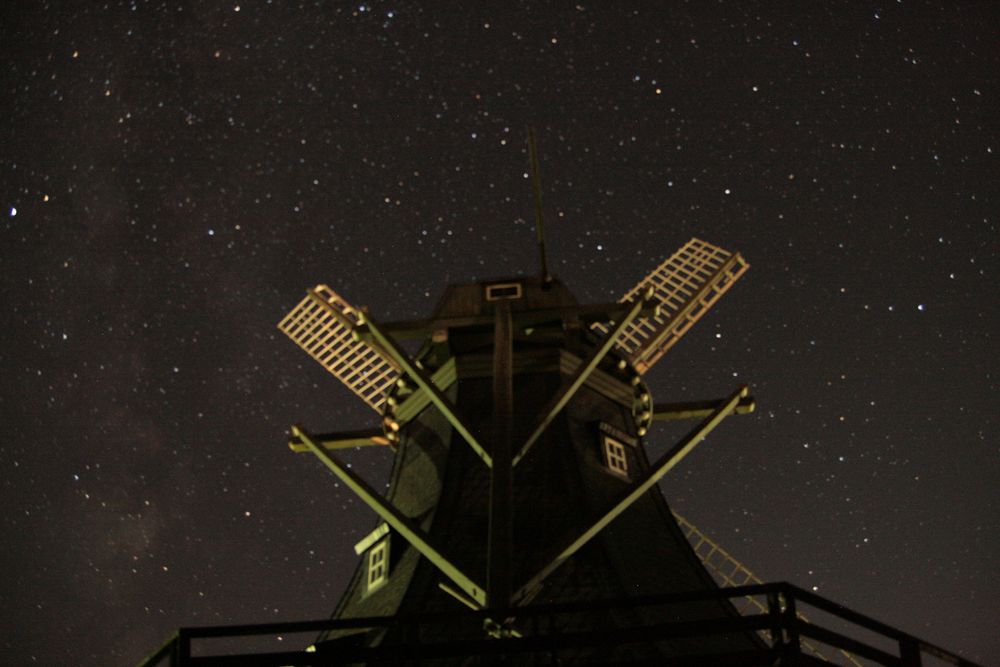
[[527, 127, 551, 284]]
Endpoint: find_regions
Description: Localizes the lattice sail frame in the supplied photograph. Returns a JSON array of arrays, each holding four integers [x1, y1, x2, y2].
[[277, 285, 400, 412], [673, 511, 863, 666], [592, 238, 749, 374]]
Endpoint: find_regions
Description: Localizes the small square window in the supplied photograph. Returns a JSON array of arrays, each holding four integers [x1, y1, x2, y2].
[[603, 437, 629, 478], [485, 282, 522, 301], [367, 538, 390, 592]]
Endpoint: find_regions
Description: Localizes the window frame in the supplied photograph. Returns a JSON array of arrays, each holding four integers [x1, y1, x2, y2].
[[485, 282, 523, 301], [366, 537, 390, 593], [602, 435, 630, 479]]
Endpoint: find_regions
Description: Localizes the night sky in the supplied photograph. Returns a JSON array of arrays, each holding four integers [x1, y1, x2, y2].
[[2, 2, 997, 665]]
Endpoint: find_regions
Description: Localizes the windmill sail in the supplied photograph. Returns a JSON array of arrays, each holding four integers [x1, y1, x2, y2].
[[673, 510, 863, 666], [592, 238, 748, 374], [278, 285, 400, 412]]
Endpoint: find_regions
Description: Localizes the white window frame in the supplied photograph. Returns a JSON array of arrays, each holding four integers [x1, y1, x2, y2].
[[367, 537, 390, 592], [485, 282, 523, 301], [602, 436, 629, 478]]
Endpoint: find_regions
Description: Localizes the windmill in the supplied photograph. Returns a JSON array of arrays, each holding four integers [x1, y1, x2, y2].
[[269, 134, 837, 665], [136, 137, 982, 667], [277, 237, 760, 659]]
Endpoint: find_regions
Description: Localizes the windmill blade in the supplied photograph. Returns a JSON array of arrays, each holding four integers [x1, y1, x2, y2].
[[672, 511, 863, 666], [278, 285, 400, 412], [592, 238, 748, 374]]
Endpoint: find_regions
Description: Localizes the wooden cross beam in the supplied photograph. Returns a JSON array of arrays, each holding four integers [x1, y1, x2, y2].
[[360, 311, 494, 468], [512, 295, 654, 467], [512, 385, 748, 604], [293, 425, 487, 607]]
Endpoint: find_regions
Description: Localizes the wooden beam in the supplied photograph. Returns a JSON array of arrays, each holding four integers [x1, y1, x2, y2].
[[652, 396, 756, 422], [353, 302, 659, 341], [512, 296, 652, 467], [287, 428, 389, 453], [359, 311, 493, 468], [293, 425, 487, 607], [488, 301, 514, 607], [438, 581, 482, 611], [512, 386, 748, 604]]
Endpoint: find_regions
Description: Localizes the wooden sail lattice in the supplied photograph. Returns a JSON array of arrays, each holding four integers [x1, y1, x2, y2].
[[278, 285, 399, 412], [592, 238, 748, 374], [673, 510, 863, 666]]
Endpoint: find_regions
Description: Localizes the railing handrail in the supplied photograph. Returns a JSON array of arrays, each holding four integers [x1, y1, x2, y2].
[[178, 580, 776, 639], [136, 582, 981, 667], [782, 583, 976, 665]]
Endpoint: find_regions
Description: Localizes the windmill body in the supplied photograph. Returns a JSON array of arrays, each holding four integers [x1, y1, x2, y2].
[[313, 275, 757, 661], [271, 237, 774, 664]]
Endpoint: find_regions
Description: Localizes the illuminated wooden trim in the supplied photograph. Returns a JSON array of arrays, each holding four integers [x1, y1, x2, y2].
[[288, 428, 390, 453], [354, 523, 390, 555], [652, 396, 756, 422]]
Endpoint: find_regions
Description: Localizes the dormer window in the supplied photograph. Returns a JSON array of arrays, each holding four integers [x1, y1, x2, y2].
[[355, 523, 391, 594], [367, 538, 390, 592], [602, 436, 629, 478], [596, 422, 635, 480]]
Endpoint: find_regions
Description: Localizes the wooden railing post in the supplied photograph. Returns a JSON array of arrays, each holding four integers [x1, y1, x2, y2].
[[783, 587, 802, 656], [900, 638, 923, 666], [767, 588, 784, 650]]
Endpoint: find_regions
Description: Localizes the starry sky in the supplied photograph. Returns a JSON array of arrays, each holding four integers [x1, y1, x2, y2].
[[2, 2, 997, 665]]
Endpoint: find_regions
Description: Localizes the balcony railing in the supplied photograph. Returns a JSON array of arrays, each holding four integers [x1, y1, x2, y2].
[[137, 582, 980, 667]]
